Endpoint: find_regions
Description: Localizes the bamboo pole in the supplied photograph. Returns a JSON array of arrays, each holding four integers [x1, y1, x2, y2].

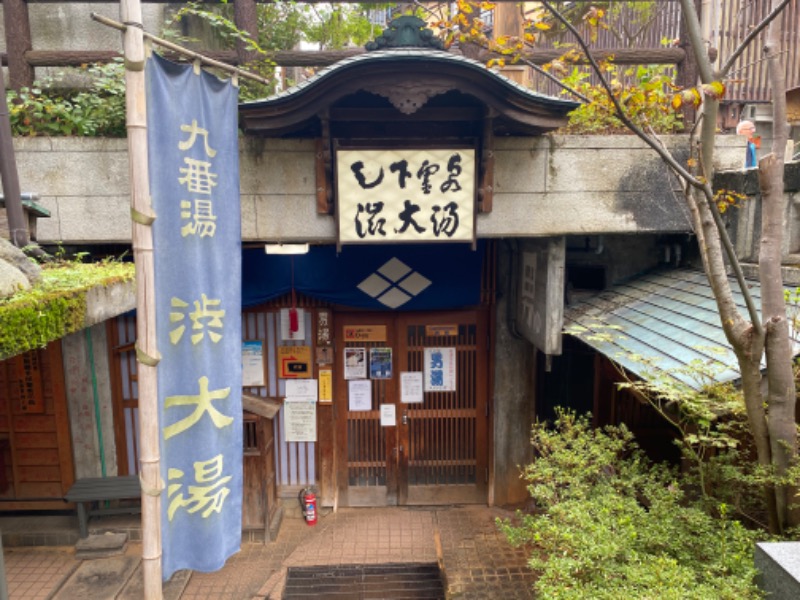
[[91, 12, 273, 85], [119, 0, 163, 597]]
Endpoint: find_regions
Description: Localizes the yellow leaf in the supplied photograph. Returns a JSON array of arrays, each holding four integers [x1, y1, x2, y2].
[[702, 81, 726, 100], [671, 94, 683, 110], [534, 22, 551, 31], [687, 158, 697, 167]]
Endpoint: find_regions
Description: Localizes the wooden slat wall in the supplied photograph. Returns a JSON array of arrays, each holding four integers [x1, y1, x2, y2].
[[529, 1, 683, 96], [111, 302, 318, 489], [242, 307, 316, 487], [528, 0, 800, 105], [108, 315, 139, 476], [717, 0, 800, 103], [0, 343, 74, 506], [405, 324, 478, 486], [343, 340, 388, 487]]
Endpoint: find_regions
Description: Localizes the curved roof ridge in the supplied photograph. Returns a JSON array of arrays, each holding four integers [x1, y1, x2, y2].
[[240, 48, 577, 109]]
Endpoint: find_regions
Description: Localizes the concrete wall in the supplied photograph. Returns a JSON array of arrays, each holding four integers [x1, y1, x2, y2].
[[492, 241, 536, 507], [716, 162, 800, 273], [62, 323, 119, 479], [8, 134, 747, 246], [1, 4, 177, 82]]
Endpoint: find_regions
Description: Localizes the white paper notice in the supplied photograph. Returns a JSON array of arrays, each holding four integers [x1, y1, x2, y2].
[[401, 372, 424, 404], [380, 404, 396, 426], [348, 379, 372, 411], [285, 379, 318, 402], [283, 401, 317, 442]]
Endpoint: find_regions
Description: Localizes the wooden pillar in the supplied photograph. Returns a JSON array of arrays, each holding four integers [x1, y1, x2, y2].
[[3, 0, 35, 89], [233, 0, 260, 65], [676, 0, 700, 126], [0, 66, 29, 247], [493, 2, 529, 87]]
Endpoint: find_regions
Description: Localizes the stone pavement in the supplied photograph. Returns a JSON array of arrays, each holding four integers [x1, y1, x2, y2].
[[2, 505, 536, 599]]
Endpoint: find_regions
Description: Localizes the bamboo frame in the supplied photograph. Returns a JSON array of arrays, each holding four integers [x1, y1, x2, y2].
[[119, 0, 162, 597], [91, 12, 271, 86]]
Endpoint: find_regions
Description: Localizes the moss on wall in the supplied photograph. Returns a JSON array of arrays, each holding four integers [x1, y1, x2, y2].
[[0, 261, 135, 360]]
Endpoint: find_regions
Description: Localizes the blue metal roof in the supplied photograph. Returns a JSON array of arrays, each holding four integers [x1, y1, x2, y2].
[[563, 268, 800, 390]]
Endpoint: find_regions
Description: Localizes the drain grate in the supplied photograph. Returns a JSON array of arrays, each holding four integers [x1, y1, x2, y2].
[[283, 562, 446, 599]]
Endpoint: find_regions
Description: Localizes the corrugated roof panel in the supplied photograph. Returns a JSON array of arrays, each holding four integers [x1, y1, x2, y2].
[[564, 268, 800, 390]]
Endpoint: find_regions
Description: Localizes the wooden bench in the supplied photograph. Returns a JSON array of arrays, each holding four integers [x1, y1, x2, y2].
[[64, 476, 142, 538]]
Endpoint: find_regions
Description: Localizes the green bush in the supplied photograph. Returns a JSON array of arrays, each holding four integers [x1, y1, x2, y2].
[[497, 409, 762, 599], [7, 60, 127, 137]]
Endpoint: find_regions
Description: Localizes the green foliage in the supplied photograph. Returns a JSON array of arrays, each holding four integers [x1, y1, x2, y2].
[[497, 410, 762, 599], [7, 60, 127, 137], [787, 287, 800, 403], [164, 1, 381, 100], [558, 61, 684, 134], [0, 258, 135, 359], [566, 321, 797, 527], [301, 4, 382, 50]]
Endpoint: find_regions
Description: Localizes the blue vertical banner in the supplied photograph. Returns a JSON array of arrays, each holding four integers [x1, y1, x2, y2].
[[146, 53, 242, 579]]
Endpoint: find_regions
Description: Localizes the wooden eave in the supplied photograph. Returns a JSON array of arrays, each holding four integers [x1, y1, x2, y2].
[[239, 49, 579, 138]]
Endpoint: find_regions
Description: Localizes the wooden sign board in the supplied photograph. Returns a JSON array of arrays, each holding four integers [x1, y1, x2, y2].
[[344, 325, 387, 342], [425, 324, 458, 337], [516, 237, 565, 356], [277, 345, 312, 379]]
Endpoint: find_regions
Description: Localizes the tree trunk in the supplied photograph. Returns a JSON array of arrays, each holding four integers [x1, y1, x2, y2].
[[759, 0, 797, 532]]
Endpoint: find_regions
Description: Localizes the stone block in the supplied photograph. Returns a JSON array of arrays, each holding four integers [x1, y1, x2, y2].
[[755, 541, 800, 600], [74, 532, 128, 559]]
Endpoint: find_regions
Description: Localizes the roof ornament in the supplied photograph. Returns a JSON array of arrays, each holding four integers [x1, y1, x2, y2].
[[365, 15, 444, 51]]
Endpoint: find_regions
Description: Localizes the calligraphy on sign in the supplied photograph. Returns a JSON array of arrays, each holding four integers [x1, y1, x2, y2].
[[146, 52, 242, 579], [336, 149, 475, 244], [424, 347, 456, 392]]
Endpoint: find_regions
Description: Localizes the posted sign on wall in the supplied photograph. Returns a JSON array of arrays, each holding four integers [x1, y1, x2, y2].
[[336, 149, 475, 244]]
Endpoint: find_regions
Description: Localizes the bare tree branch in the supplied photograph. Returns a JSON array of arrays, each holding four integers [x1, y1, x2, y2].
[[540, 1, 699, 185]]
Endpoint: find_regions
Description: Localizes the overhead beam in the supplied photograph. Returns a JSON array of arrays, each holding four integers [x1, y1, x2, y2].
[[3, 46, 685, 70]]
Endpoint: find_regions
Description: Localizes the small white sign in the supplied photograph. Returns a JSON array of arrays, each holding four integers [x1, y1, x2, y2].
[[241, 340, 264, 387], [401, 372, 424, 404], [380, 404, 396, 427], [285, 379, 318, 402], [348, 379, 372, 411], [424, 347, 457, 392]]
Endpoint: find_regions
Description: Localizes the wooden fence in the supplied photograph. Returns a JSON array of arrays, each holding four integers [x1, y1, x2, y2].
[[2, 1, 799, 105]]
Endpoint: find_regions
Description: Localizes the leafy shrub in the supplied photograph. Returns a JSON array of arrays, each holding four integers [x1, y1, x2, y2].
[[497, 409, 762, 599], [557, 61, 684, 134], [7, 60, 127, 137]]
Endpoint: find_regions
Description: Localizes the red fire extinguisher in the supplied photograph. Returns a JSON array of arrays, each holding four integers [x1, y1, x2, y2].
[[300, 488, 317, 526]]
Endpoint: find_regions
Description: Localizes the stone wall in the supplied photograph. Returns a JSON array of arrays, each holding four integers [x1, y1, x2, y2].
[[9, 134, 747, 246]]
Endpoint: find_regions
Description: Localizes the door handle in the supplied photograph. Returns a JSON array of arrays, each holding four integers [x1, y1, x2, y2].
[[402, 411, 408, 425]]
